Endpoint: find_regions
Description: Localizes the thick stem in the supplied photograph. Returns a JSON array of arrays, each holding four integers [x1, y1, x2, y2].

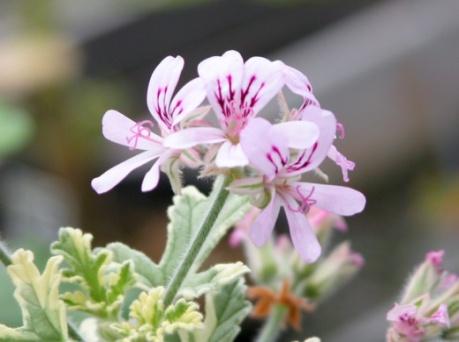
[[255, 304, 287, 342], [0, 240, 83, 341], [163, 175, 230, 306]]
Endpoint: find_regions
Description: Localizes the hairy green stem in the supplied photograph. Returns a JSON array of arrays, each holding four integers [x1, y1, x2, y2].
[[163, 175, 230, 306], [0, 241, 12, 266], [0, 240, 83, 341], [255, 304, 287, 342]]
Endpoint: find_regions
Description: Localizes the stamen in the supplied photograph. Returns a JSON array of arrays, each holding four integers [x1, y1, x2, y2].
[[126, 120, 157, 150], [286, 185, 317, 214], [336, 122, 346, 139]]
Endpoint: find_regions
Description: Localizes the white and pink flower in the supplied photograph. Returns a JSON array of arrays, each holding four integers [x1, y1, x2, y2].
[[91, 56, 206, 194], [164, 50, 285, 168], [232, 117, 365, 262]]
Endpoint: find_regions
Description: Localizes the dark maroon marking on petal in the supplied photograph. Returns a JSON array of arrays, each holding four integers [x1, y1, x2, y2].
[[215, 79, 228, 117], [266, 153, 279, 174], [271, 145, 287, 166], [240, 75, 256, 105], [170, 99, 182, 116], [227, 74, 235, 102], [248, 81, 265, 113], [287, 142, 318, 172]]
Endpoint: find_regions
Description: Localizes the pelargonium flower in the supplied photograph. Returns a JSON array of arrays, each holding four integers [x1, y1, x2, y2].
[[232, 117, 365, 262], [283, 65, 355, 182], [386, 303, 450, 342], [164, 50, 285, 167], [91, 56, 205, 194]]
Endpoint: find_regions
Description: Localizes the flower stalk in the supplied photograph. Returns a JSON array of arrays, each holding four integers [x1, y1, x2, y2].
[[163, 175, 230, 306], [255, 304, 287, 342]]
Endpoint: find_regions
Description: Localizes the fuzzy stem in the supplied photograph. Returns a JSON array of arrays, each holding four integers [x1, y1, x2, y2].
[[0, 240, 83, 341], [0, 241, 12, 266], [163, 175, 230, 306], [255, 304, 287, 342]]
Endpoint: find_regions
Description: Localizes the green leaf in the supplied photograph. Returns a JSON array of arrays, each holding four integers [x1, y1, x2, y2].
[[107, 242, 164, 288], [0, 249, 68, 342], [51, 227, 135, 318], [180, 262, 249, 299], [190, 279, 251, 342], [160, 184, 250, 280], [111, 287, 203, 341]]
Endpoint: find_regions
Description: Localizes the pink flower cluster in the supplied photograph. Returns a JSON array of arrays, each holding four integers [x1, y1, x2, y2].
[[387, 250, 459, 342], [92, 51, 366, 263]]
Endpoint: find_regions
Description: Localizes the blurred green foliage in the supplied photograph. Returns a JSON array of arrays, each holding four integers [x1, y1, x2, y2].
[[0, 103, 33, 160]]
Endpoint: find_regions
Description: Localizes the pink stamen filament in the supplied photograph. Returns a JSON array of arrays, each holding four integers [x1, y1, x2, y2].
[[126, 120, 159, 150], [287, 185, 317, 214]]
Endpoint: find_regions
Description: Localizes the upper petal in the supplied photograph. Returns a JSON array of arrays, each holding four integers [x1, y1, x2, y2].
[[282, 64, 319, 105], [240, 117, 289, 179], [198, 50, 244, 123], [271, 120, 319, 149], [249, 193, 281, 246], [146, 56, 184, 130], [287, 107, 337, 176], [91, 151, 159, 194], [240, 57, 284, 116], [295, 182, 366, 216], [170, 77, 207, 126], [283, 195, 321, 263], [101, 110, 163, 151], [215, 141, 249, 168], [163, 127, 225, 149]]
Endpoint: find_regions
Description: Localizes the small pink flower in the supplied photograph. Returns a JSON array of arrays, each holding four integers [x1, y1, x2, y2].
[[387, 304, 424, 342], [429, 304, 450, 327], [425, 250, 444, 272], [91, 56, 206, 193], [235, 117, 365, 263], [164, 50, 285, 168]]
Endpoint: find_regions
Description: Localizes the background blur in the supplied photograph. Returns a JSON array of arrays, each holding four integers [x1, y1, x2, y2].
[[0, 0, 458, 340]]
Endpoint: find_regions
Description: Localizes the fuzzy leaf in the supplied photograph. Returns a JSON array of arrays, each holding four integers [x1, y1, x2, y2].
[[190, 279, 251, 342], [112, 287, 203, 341], [108, 242, 164, 288], [160, 182, 250, 280], [180, 262, 249, 299], [0, 249, 68, 342], [51, 227, 135, 317]]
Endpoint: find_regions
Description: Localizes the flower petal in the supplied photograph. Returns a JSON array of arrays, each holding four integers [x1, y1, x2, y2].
[[240, 117, 288, 179], [249, 194, 281, 246], [287, 107, 336, 176], [215, 141, 249, 168], [170, 77, 206, 126], [163, 127, 225, 149], [295, 182, 366, 216], [283, 196, 321, 263], [240, 57, 284, 116], [146, 56, 184, 130], [91, 151, 159, 194], [101, 110, 163, 151], [198, 50, 244, 122], [141, 158, 162, 192], [282, 64, 319, 105], [271, 121, 319, 149]]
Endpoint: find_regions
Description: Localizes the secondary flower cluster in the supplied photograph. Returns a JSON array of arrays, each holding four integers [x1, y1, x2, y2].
[[232, 208, 363, 330], [386, 250, 459, 342], [91, 50, 365, 263]]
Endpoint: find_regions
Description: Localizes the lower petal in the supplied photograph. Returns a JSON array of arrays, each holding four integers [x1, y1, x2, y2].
[[284, 200, 321, 263], [295, 182, 366, 216], [91, 151, 159, 194], [141, 159, 162, 192], [215, 141, 249, 168], [249, 195, 281, 246], [163, 127, 225, 149]]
